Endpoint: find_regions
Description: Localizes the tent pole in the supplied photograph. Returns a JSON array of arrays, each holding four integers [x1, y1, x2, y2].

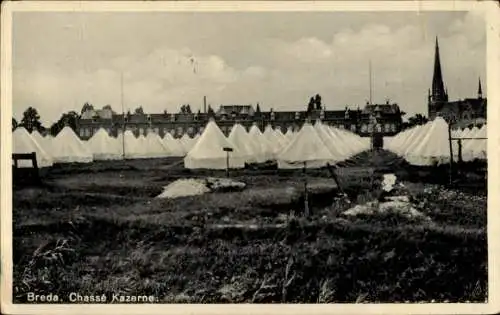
[[303, 161, 309, 217], [226, 151, 229, 177]]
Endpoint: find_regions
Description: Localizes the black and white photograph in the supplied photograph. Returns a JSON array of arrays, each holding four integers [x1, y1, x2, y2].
[[1, 1, 499, 314]]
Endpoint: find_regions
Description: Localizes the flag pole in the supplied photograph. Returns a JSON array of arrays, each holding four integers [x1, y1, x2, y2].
[[121, 72, 125, 159], [369, 60, 373, 105]]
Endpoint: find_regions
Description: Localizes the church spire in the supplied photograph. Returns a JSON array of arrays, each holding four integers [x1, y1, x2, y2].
[[478, 77, 483, 99], [432, 36, 446, 102]]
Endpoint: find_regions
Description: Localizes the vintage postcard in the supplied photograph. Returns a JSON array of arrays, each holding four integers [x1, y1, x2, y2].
[[1, 1, 499, 314]]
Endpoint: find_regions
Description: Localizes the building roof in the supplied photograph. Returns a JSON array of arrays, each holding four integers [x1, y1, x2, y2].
[[362, 103, 400, 114], [216, 104, 255, 115]]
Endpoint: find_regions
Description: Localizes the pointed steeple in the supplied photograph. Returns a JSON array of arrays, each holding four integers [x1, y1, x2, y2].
[[431, 36, 446, 102], [478, 77, 483, 99]]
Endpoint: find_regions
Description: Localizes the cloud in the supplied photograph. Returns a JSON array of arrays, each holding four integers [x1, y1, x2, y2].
[[12, 11, 486, 126]]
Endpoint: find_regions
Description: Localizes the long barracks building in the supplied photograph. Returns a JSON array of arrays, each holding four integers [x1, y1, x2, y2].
[[77, 101, 404, 141]]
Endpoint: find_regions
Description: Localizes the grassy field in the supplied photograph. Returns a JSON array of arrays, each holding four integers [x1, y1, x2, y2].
[[12, 151, 487, 303]]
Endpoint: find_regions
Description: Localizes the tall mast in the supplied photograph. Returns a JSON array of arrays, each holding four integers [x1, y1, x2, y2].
[[369, 60, 373, 105], [121, 72, 125, 159]]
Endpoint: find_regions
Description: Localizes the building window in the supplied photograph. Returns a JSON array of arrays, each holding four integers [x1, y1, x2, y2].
[[350, 124, 356, 132], [177, 127, 183, 136], [139, 127, 144, 135], [188, 127, 194, 134], [361, 124, 368, 133], [295, 112, 300, 120], [385, 124, 391, 132], [199, 127, 204, 134]]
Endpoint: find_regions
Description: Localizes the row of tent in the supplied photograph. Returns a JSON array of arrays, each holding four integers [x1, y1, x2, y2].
[[385, 117, 487, 165], [13, 119, 371, 170], [184, 120, 371, 169], [12, 126, 200, 168]]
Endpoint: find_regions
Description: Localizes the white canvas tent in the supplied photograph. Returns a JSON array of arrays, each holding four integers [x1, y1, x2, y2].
[[263, 125, 287, 153], [462, 125, 487, 161], [313, 121, 351, 161], [248, 124, 275, 162], [184, 120, 245, 169], [228, 123, 261, 163], [13, 127, 53, 168], [404, 117, 458, 166], [284, 128, 295, 141], [121, 130, 146, 159], [30, 130, 50, 149], [51, 127, 93, 163], [277, 122, 335, 169], [386, 126, 420, 156], [145, 132, 169, 158], [89, 128, 122, 160], [179, 133, 196, 153], [162, 133, 185, 157]]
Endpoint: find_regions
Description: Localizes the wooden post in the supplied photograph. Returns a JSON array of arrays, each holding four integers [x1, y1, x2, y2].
[[31, 152, 38, 170], [223, 147, 233, 178], [326, 163, 345, 195], [458, 139, 463, 164], [303, 161, 309, 217], [448, 123, 454, 185]]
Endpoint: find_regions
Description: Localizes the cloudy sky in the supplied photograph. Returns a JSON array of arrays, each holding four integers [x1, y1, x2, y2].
[[12, 10, 486, 126]]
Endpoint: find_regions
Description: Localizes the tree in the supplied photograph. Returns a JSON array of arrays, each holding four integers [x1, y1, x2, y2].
[[401, 113, 428, 130], [307, 97, 315, 113], [314, 94, 322, 110], [20, 107, 43, 133], [49, 111, 80, 137], [134, 106, 144, 115], [408, 113, 428, 126], [256, 103, 261, 114], [180, 104, 192, 114], [81, 102, 94, 114], [12, 117, 17, 131]]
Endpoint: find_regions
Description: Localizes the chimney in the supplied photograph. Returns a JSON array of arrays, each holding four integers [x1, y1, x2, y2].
[[203, 96, 207, 113]]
